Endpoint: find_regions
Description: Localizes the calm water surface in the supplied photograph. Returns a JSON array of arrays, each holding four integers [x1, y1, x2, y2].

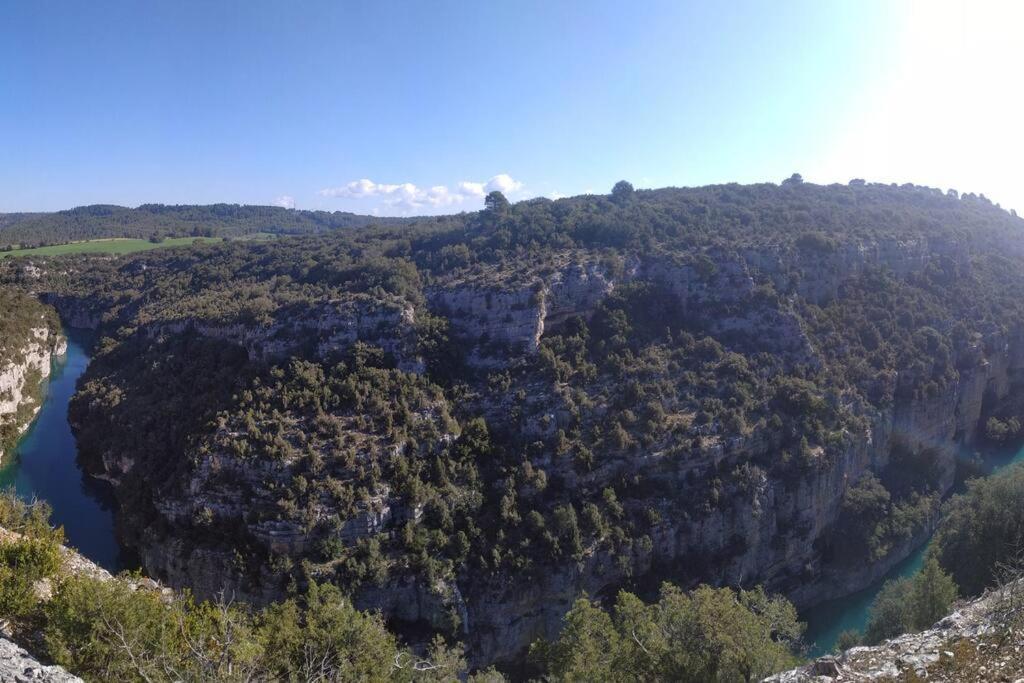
[[0, 330, 122, 571]]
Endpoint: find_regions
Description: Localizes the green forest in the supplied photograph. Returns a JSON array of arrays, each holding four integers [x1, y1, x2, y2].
[[0, 203, 412, 249]]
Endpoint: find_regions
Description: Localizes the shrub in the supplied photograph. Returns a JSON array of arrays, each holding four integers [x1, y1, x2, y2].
[[931, 463, 1024, 596], [795, 232, 837, 253], [532, 583, 802, 681], [865, 557, 957, 644]]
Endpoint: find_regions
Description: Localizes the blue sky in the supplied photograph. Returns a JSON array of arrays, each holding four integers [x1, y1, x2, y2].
[[1, 1, 1020, 214]]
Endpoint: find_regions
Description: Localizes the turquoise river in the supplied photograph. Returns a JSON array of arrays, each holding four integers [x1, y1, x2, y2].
[[0, 330, 122, 572], [802, 442, 1024, 656]]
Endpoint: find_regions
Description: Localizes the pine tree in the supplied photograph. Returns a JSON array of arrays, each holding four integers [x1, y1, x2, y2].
[[910, 556, 958, 630]]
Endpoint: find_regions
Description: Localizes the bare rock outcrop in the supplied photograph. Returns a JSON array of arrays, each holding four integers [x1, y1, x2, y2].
[[0, 638, 81, 683]]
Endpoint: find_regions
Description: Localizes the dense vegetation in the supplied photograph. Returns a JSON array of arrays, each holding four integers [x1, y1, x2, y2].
[[0, 494, 489, 682], [0, 203, 410, 248], [531, 584, 803, 682], [3, 179, 1024, 673], [848, 462, 1024, 650], [930, 463, 1024, 596], [861, 557, 958, 645]]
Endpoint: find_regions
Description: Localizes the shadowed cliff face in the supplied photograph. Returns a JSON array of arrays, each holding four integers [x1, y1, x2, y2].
[[7, 183, 1024, 667]]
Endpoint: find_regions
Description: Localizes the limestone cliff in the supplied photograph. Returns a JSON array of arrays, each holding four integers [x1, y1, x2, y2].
[[39, 295, 102, 331], [145, 294, 423, 371], [0, 322, 66, 463]]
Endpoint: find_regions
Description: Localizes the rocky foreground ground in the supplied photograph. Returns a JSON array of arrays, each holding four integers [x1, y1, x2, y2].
[[768, 581, 1024, 682], [0, 638, 80, 683]]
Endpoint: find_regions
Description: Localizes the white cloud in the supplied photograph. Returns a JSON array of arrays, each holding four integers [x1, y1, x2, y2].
[[319, 174, 525, 214], [273, 195, 295, 209], [457, 181, 485, 197], [485, 173, 523, 194]]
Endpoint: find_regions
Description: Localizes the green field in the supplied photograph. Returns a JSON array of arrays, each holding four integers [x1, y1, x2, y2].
[[0, 237, 222, 258]]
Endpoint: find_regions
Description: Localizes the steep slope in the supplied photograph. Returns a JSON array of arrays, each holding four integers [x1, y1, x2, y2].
[[6, 180, 1024, 667], [0, 291, 65, 461]]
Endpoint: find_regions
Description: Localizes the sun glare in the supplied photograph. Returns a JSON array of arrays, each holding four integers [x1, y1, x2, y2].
[[814, 0, 1023, 211]]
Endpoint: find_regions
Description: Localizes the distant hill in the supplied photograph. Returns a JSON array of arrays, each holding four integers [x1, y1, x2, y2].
[[0, 203, 413, 248]]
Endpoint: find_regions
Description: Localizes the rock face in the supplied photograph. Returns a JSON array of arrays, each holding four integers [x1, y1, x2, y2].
[[0, 638, 81, 683], [0, 325, 66, 463], [766, 581, 1024, 682], [429, 257, 638, 367], [39, 295, 101, 331], [430, 283, 546, 363], [148, 295, 423, 371]]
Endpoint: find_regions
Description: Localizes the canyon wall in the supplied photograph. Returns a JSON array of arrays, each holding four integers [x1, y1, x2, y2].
[[62, 238, 1024, 666], [0, 324, 66, 462], [456, 337, 1020, 665]]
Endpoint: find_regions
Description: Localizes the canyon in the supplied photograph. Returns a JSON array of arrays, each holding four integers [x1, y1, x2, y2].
[[39, 234, 1024, 665], [3, 182, 1023, 673]]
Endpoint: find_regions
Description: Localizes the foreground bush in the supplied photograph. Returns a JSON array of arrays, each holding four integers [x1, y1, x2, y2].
[[0, 496, 64, 622], [42, 576, 472, 682], [931, 463, 1024, 596], [0, 492, 477, 682], [531, 583, 803, 682], [864, 556, 957, 644]]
